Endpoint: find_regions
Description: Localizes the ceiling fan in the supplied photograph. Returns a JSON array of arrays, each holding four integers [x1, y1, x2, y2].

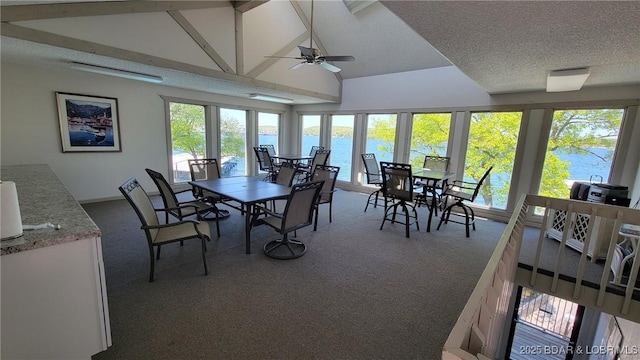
[[266, 0, 355, 73]]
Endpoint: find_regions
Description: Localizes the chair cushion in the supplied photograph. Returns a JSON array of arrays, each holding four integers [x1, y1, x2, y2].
[[153, 221, 210, 244]]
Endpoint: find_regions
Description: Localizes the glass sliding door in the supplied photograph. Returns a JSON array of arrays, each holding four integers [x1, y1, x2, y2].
[[168, 102, 206, 183], [219, 108, 247, 177], [365, 113, 397, 163], [409, 112, 451, 168], [538, 109, 624, 199], [301, 115, 321, 155], [464, 111, 523, 210], [258, 112, 280, 153], [330, 115, 355, 182]]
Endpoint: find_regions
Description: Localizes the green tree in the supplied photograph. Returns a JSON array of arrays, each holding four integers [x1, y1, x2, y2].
[[220, 113, 245, 160], [170, 103, 205, 159]]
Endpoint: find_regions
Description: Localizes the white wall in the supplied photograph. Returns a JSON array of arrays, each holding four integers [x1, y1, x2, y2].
[[0, 62, 288, 202], [2, 61, 639, 203]]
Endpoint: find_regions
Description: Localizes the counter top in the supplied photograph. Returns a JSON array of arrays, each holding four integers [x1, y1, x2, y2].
[[1, 164, 101, 255]]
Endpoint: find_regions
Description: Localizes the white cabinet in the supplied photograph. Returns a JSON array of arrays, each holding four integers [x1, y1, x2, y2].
[[0, 165, 111, 359]]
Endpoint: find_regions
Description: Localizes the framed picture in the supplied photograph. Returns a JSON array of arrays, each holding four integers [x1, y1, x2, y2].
[[56, 92, 121, 152]]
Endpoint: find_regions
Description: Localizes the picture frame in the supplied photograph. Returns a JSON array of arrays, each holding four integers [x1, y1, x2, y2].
[[56, 92, 121, 152]]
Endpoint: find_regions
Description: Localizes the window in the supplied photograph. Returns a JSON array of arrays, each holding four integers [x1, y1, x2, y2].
[[330, 115, 355, 182], [409, 113, 451, 167], [168, 102, 206, 183], [464, 111, 523, 210], [365, 113, 397, 163], [301, 115, 321, 154], [219, 108, 247, 177], [538, 109, 624, 199], [258, 112, 280, 153]]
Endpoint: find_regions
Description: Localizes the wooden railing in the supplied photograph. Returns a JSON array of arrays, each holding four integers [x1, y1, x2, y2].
[[442, 194, 640, 360]]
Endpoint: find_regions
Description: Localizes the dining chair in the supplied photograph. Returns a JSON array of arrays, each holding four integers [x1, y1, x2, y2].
[[145, 168, 221, 237], [415, 155, 450, 213], [118, 177, 210, 282], [188, 158, 231, 219], [260, 144, 278, 165], [252, 180, 325, 259], [361, 153, 385, 212], [297, 145, 325, 171], [311, 164, 340, 231], [266, 161, 298, 211], [253, 146, 279, 182], [379, 162, 419, 238], [298, 149, 331, 182], [437, 166, 493, 237]]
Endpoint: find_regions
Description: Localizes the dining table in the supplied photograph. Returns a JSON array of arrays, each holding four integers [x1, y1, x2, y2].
[[412, 169, 456, 232], [189, 176, 293, 254], [271, 153, 314, 163]]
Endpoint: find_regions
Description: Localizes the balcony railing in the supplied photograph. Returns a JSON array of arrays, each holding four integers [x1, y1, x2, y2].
[[442, 194, 640, 360]]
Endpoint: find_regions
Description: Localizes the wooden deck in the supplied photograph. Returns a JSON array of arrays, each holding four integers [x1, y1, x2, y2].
[[509, 322, 569, 360]]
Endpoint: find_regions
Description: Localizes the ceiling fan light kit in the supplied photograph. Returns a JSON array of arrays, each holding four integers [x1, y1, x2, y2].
[[546, 67, 590, 92]]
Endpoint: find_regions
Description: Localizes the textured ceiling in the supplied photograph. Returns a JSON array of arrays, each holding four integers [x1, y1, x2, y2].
[[382, 1, 640, 94], [1, 0, 639, 103]]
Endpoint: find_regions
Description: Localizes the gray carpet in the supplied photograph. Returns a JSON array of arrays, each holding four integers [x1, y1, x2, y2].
[[84, 189, 509, 360]]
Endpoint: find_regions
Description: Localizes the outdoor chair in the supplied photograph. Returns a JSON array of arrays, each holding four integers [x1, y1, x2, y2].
[[118, 177, 210, 282], [252, 180, 325, 259], [260, 144, 278, 165], [145, 168, 221, 237], [187, 158, 232, 218], [311, 164, 340, 231], [379, 162, 419, 238], [437, 166, 493, 237], [361, 153, 386, 212], [297, 149, 331, 182], [254, 146, 279, 182], [414, 155, 450, 214], [266, 161, 298, 211], [298, 145, 324, 171]]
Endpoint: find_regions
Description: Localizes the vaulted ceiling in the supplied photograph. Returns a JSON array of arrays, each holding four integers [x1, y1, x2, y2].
[[1, 1, 639, 104]]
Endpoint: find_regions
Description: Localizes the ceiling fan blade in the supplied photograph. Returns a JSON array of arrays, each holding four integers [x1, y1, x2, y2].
[[322, 55, 355, 62], [318, 61, 341, 73], [290, 62, 306, 70]]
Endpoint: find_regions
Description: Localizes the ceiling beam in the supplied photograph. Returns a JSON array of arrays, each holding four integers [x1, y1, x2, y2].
[[232, 1, 270, 13], [0, 23, 340, 103], [0, 1, 230, 22], [168, 10, 234, 74]]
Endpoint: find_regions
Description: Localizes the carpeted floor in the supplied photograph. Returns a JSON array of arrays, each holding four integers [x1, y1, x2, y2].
[[85, 188, 510, 360]]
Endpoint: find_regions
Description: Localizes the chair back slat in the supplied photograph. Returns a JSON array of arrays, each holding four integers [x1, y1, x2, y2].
[[309, 145, 324, 157], [260, 144, 277, 157], [361, 153, 382, 184], [118, 178, 159, 239], [282, 180, 324, 232], [423, 155, 450, 171], [253, 146, 274, 171], [145, 168, 180, 210], [188, 158, 221, 181], [380, 162, 414, 202], [313, 165, 340, 202], [310, 149, 331, 170], [275, 162, 298, 187]]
